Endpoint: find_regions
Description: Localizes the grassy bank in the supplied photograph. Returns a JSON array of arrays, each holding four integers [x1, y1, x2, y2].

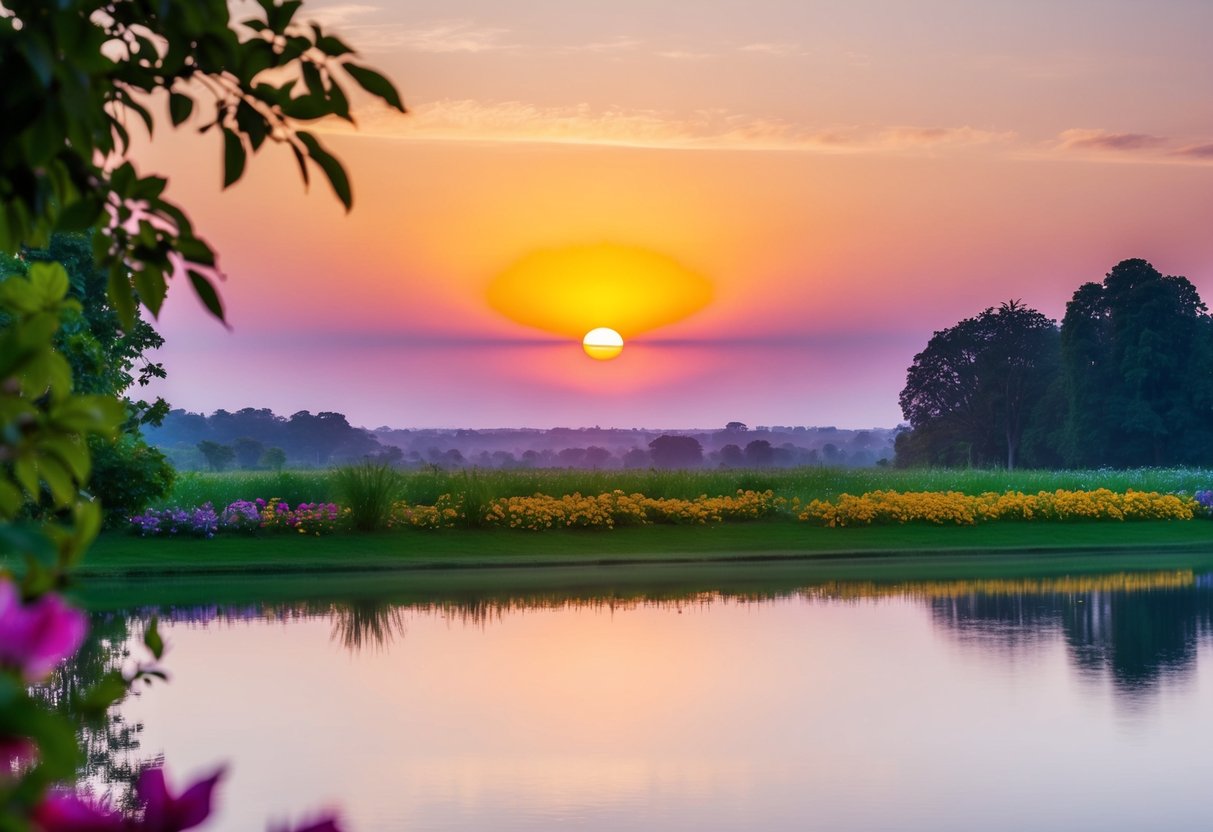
[[162, 466, 1213, 509], [69, 520, 1213, 579], [72, 551, 1213, 611]]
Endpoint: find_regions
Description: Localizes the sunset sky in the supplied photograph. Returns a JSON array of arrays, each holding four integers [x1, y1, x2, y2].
[[137, 0, 1213, 429]]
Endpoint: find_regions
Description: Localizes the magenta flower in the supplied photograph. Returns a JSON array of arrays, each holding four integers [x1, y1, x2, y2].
[[32, 791, 126, 832], [0, 580, 87, 682], [135, 767, 224, 832]]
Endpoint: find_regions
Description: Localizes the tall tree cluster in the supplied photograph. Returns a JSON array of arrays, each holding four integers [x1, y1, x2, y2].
[[896, 259, 1213, 469]]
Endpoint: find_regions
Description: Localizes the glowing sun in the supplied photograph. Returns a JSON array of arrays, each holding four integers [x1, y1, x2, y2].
[[582, 327, 624, 360]]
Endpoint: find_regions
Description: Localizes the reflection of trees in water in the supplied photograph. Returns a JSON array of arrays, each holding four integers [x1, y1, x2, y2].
[[928, 582, 1213, 696], [33, 613, 159, 810], [330, 600, 407, 652]]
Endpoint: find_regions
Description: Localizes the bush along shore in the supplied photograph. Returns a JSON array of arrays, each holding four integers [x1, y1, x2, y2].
[[128, 488, 1213, 538]]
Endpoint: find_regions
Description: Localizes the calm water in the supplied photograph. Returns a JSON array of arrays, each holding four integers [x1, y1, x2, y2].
[[66, 568, 1213, 831]]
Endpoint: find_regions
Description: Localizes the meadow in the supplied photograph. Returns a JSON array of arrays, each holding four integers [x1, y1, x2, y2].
[[162, 465, 1213, 509]]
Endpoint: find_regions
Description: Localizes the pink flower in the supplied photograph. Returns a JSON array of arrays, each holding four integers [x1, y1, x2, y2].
[[0, 580, 87, 682], [136, 767, 224, 832], [32, 791, 126, 832]]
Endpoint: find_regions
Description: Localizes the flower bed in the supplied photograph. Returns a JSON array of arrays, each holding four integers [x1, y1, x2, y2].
[[389, 489, 787, 530], [797, 488, 1196, 527], [131, 498, 347, 537], [131, 488, 1208, 537]]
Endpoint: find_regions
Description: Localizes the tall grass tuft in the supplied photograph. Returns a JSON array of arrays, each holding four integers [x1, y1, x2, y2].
[[332, 462, 401, 531]]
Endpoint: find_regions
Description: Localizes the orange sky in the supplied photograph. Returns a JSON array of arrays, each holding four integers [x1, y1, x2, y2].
[[137, 0, 1213, 428]]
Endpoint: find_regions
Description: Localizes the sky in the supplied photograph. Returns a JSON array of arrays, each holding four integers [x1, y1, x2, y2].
[[136, 0, 1213, 429]]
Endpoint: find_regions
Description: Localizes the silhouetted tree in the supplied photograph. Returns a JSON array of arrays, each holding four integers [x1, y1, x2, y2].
[[718, 444, 744, 467], [584, 446, 612, 468], [622, 448, 650, 469], [231, 437, 265, 469], [196, 440, 234, 472], [898, 300, 1060, 469], [261, 447, 287, 472], [744, 439, 775, 467], [649, 435, 703, 468], [1060, 259, 1213, 467], [557, 447, 587, 467]]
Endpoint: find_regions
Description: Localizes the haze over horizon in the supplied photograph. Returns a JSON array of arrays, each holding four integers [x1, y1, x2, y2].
[[139, 0, 1213, 430]]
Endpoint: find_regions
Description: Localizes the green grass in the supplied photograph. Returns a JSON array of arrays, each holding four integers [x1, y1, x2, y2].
[[67, 520, 1213, 579], [332, 462, 400, 531], [48, 521, 1213, 610], [160, 466, 1213, 510]]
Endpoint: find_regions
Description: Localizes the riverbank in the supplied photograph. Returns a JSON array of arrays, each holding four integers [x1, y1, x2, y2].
[[65, 520, 1213, 578]]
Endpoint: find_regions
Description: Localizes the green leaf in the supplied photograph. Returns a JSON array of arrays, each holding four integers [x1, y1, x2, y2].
[[51, 395, 124, 435], [123, 94, 155, 137], [188, 269, 226, 321], [107, 265, 136, 329], [236, 100, 269, 151], [26, 261, 69, 306], [78, 671, 129, 717], [296, 131, 351, 210], [134, 264, 167, 316], [343, 63, 405, 112], [317, 34, 354, 57], [144, 617, 165, 659], [56, 198, 101, 232], [0, 480, 23, 517], [175, 235, 216, 266], [222, 129, 246, 188], [43, 436, 89, 482], [13, 456, 39, 499], [38, 456, 75, 507], [0, 522, 57, 562]]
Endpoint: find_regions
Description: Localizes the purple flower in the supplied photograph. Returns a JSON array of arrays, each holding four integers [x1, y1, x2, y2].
[[136, 767, 224, 832], [32, 791, 126, 832], [0, 580, 87, 682]]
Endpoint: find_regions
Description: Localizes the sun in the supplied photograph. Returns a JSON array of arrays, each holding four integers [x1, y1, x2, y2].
[[582, 327, 624, 360]]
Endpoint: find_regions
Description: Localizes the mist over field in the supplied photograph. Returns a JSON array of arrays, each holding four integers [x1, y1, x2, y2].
[[145, 408, 897, 471]]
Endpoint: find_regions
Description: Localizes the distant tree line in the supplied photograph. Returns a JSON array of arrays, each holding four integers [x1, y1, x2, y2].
[[148, 408, 389, 470], [147, 411, 896, 471], [896, 259, 1213, 469]]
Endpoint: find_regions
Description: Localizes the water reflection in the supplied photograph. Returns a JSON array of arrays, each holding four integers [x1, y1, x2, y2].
[[78, 569, 1213, 690], [36, 615, 157, 809], [929, 578, 1213, 696], [330, 601, 408, 652], [57, 568, 1213, 832]]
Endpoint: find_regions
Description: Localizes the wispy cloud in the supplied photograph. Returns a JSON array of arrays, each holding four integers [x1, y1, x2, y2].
[[563, 36, 644, 54], [1058, 128, 1167, 152], [299, 3, 381, 28], [1048, 129, 1213, 166], [1173, 142, 1213, 160], [655, 49, 713, 61], [299, 14, 517, 54], [323, 98, 1014, 155], [738, 42, 805, 57]]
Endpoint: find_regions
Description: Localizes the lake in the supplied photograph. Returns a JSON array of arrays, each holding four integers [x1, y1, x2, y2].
[[66, 564, 1213, 831]]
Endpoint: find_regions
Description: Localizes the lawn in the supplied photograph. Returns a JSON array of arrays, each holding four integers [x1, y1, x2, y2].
[[75, 520, 1213, 578], [59, 521, 1213, 610]]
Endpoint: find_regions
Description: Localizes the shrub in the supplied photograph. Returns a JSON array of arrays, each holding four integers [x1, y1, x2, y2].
[[333, 462, 401, 531], [88, 434, 175, 528]]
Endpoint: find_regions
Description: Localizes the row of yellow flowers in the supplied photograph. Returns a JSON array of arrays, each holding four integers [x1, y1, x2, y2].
[[389, 489, 787, 530], [797, 488, 1195, 526], [387, 487, 1200, 530]]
